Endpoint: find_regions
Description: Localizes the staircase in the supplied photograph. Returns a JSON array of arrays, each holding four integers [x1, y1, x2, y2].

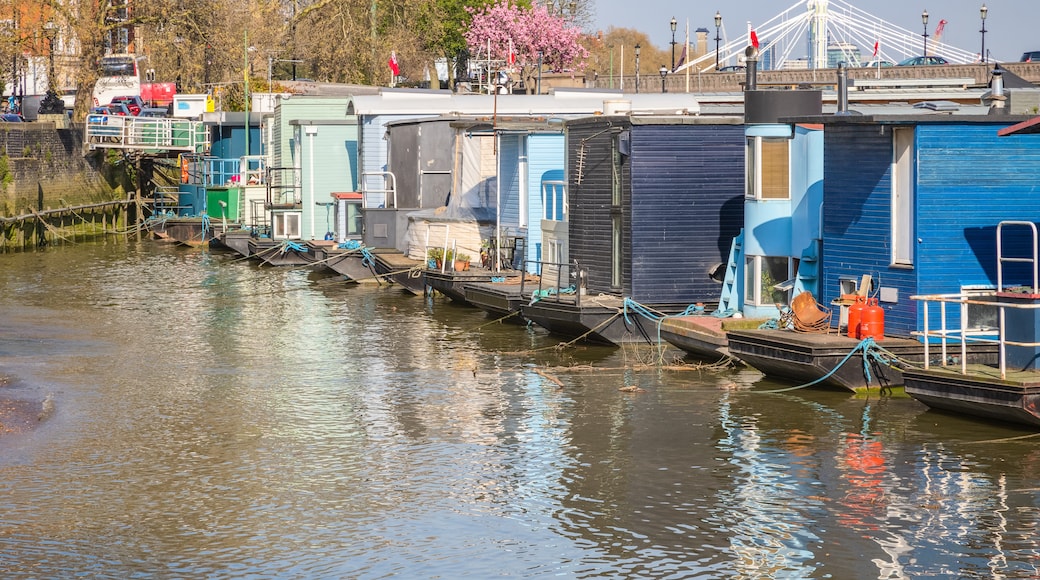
[[717, 229, 744, 314]]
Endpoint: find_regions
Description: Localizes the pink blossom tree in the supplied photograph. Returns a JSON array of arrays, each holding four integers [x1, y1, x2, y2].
[[464, 1, 588, 93]]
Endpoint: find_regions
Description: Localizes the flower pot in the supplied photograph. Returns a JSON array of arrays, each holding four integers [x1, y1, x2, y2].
[[453, 260, 470, 271]]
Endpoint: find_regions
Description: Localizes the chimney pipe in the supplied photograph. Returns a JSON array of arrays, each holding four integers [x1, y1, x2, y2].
[[836, 62, 849, 114], [986, 66, 1007, 114], [744, 45, 759, 92]]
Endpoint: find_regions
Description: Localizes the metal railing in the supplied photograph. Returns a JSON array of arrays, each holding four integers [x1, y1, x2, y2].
[[911, 291, 1040, 380], [85, 115, 209, 152], [361, 171, 397, 208], [521, 259, 582, 306]]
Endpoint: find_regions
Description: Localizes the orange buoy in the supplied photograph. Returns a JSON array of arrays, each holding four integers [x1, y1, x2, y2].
[[858, 297, 885, 341], [847, 296, 866, 338]]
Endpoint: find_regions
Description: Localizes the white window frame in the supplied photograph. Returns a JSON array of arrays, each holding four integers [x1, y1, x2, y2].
[[891, 127, 914, 266]]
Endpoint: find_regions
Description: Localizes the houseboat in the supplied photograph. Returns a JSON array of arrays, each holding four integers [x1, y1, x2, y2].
[[901, 116, 1040, 427], [726, 72, 1038, 390], [520, 110, 746, 345]]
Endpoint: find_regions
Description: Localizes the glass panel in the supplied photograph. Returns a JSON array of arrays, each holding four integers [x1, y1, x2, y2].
[[761, 256, 791, 305], [745, 137, 757, 199], [745, 256, 756, 302]]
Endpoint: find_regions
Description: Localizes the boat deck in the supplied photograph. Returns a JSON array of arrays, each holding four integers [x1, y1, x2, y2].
[[903, 364, 1040, 427]]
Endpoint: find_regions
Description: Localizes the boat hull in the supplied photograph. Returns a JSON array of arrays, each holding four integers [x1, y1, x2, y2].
[[904, 365, 1040, 427]]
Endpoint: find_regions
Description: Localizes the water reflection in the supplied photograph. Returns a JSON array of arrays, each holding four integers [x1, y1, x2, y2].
[[1, 242, 1040, 578]]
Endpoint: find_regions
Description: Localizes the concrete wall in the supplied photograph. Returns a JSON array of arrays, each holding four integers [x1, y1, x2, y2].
[[0, 121, 118, 216]]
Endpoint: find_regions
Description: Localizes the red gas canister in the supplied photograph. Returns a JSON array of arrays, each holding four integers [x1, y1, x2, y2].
[[858, 298, 885, 341], [847, 296, 866, 338]]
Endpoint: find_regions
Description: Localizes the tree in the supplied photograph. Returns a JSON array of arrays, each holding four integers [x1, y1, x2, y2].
[[464, 0, 588, 94]]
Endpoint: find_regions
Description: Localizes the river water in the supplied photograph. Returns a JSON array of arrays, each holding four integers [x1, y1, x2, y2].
[[2, 241, 1040, 578]]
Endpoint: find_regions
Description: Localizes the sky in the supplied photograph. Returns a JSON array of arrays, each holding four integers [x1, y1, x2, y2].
[[591, 0, 1033, 64]]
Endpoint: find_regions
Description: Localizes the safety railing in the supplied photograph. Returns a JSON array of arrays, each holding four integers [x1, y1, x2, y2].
[[361, 171, 397, 209], [85, 115, 209, 153], [911, 290, 1040, 380], [521, 259, 582, 306]]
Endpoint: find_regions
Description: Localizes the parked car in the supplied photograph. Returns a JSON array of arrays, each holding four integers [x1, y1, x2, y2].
[[718, 65, 746, 73], [0, 113, 24, 122], [138, 107, 168, 118], [861, 60, 895, 68], [1022, 51, 1040, 62], [109, 95, 144, 116], [897, 55, 949, 66]]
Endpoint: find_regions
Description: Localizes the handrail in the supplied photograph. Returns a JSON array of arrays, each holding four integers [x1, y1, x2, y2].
[[521, 259, 581, 306], [361, 171, 397, 209], [84, 115, 209, 152], [996, 221, 1038, 294], [911, 290, 1040, 380]]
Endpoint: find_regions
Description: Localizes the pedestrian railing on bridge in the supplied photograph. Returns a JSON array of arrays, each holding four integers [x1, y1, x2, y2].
[[85, 115, 210, 153]]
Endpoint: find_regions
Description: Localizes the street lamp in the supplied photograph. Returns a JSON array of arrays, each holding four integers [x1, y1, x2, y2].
[[634, 43, 641, 93], [979, 4, 988, 64], [659, 65, 667, 93], [714, 12, 723, 70], [670, 17, 677, 71], [921, 10, 929, 56]]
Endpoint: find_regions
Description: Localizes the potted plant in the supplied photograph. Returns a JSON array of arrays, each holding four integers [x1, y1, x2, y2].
[[427, 247, 443, 269], [454, 253, 471, 271]]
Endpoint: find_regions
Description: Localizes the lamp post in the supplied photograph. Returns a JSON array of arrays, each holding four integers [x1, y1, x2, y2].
[[714, 12, 722, 70], [609, 44, 614, 88], [921, 10, 929, 56], [670, 17, 677, 71], [634, 43, 641, 93], [659, 65, 667, 93], [979, 4, 988, 63]]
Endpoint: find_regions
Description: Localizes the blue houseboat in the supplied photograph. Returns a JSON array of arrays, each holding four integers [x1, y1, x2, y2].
[[728, 93, 1037, 390], [520, 112, 746, 345]]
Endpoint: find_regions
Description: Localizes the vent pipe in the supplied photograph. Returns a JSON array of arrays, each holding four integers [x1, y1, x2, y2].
[[985, 67, 1007, 114], [835, 62, 850, 115], [744, 45, 759, 92]]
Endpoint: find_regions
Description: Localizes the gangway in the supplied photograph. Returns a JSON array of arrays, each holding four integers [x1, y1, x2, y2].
[[85, 115, 209, 153]]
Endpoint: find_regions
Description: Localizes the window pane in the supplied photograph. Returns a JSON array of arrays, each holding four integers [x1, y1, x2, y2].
[[761, 139, 789, 200], [745, 137, 757, 198], [761, 256, 790, 305], [745, 256, 756, 302]]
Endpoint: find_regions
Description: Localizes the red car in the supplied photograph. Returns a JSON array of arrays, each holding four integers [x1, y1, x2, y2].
[[109, 95, 144, 116]]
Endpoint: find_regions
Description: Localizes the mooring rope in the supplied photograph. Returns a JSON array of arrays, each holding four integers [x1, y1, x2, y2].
[[753, 337, 896, 393]]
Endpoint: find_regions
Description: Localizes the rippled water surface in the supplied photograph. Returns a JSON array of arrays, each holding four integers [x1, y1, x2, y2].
[[2, 241, 1040, 579]]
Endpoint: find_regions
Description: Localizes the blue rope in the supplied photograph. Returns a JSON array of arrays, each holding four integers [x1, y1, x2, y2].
[[756, 337, 895, 393], [200, 214, 211, 233], [490, 276, 506, 283], [528, 284, 575, 305], [360, 247, 375, 268], [339, 239, 362, 250], [280, 240, 307, 254]]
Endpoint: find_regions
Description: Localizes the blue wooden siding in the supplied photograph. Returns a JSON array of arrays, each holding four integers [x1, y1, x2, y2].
[[823, 122, 1040, 338], [498, 134, 522, 234], [629, 124, 745, 303], [526, 133, 564, 271], [822, 125, 916, 336]]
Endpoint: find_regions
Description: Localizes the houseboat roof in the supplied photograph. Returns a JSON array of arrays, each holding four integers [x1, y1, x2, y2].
[[563, 115, 744, 127], [998, 116, 1040, 135]]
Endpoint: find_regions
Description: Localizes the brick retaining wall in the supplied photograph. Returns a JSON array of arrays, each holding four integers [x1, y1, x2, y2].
[[0, 121, 121, 217]]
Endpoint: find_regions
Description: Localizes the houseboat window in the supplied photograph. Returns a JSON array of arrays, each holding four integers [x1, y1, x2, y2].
[[745, 255, 792, 306], [745, 137, 790, 200], [761, 139, 790, 199], [745, 138, 757, 199], [892, 127, 914, 266]]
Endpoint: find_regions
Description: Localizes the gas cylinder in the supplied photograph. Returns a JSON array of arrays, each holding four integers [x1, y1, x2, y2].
[[858, 297, 885, 341], [847, 296, 867, 338]]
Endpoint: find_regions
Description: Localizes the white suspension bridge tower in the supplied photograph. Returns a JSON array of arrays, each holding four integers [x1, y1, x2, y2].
[[675, 0, 983, 75]]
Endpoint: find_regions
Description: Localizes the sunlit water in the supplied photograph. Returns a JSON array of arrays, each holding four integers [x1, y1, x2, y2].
[[1, 241, 1039, 579]]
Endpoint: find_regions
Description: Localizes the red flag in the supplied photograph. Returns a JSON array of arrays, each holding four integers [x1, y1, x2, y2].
[[388, 51, 400, 76], [750, 29, 759, 49], [872, 40, 879, 57], [508, 39, 516, 66]]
